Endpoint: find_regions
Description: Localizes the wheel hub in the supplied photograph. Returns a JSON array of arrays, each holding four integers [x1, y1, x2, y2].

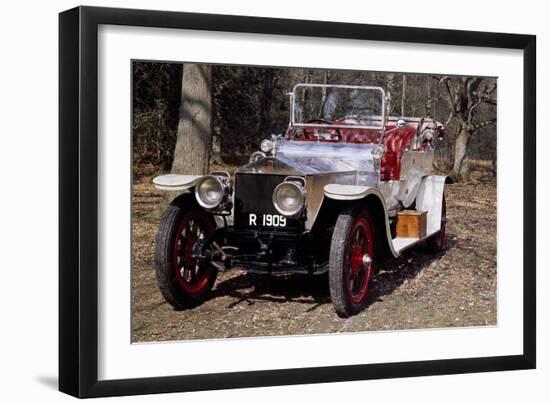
[[351, 247, 367, 275], [362, 254, 372, 265], [343, 216, 375, 306]]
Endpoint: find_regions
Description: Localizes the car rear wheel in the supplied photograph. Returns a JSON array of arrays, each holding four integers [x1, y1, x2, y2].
[[426, 194, 447, 252], [329, 206, 375, 318], [154, 203, 218, 309]]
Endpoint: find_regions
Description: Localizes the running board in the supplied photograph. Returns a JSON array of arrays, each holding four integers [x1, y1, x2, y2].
[[392, 232, 437, 254]]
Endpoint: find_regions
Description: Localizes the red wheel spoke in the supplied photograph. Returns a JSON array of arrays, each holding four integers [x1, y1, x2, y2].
[[181, 266, 190, 282], [172, 211, 217, 296], [176, 245, 185, 257], [188, 265, 196, 282], [356, 229, 364, 247], [343, 215, 374, 305]]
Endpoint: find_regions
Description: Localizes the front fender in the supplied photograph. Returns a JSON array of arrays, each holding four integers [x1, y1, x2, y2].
[[152, 174, 203, 191], [321, 184, 399, 258], [323, 184, 380, 201]]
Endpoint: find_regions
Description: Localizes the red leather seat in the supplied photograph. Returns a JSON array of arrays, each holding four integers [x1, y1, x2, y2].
[[381, 126, 416, 181]]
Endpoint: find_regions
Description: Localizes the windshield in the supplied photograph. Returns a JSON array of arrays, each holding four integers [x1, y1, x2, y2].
[[291, 84, 385, 129]]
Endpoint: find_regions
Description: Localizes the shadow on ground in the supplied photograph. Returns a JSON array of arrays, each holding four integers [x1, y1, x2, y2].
[[174, 234, 458, 314]]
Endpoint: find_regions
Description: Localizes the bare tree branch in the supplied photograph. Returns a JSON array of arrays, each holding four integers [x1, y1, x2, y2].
[[485, 82, 497, 95], [477, 81, 497, 106], [439, 76, 456, 114], [444, 111, 454, 127], [468, 98, 483, 124], [473, 118, 497, 131], [481, 97, 497, 105]]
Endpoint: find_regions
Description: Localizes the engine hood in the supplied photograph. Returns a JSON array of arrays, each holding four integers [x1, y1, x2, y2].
[[237, 140, 379, 186], [235, 154, 354, 176]]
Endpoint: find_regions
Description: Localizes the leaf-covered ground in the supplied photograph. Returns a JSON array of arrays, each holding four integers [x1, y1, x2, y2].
[[131, 163, 496, 342]]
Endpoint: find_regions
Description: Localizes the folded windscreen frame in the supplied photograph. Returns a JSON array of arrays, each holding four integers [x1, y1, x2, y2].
[[291, 84, 386, 133]]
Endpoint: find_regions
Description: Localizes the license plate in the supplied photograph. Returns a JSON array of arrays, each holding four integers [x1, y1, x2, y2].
[[248, 213, 287, 227]]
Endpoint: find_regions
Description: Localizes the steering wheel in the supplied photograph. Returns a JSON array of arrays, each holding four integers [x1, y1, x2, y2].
[[306, 118, 333, 125], [303, 119, 341, 140]]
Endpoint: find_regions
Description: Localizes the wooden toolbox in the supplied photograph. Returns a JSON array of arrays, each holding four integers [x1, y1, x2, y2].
[[396, 210, 427, 239]]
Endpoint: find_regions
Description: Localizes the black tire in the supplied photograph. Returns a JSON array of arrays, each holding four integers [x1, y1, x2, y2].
[[329, 206, 375, 318], [426, 194, 447, 253], [154, 203, 218, 309]]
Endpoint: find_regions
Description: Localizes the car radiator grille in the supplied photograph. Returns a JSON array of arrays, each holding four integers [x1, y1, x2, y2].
[[233, 173, 301, 230]]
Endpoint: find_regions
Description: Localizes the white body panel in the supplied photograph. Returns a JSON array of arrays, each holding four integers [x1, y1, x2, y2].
[[323, 184, 377, 200], [324, 176, 446, 257], [324, 184, 400, 257], [416, 175, 446, 235], [152, 174, 202, 191]]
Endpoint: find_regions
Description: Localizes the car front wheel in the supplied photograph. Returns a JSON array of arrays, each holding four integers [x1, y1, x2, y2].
[[329, 206, 375, 318], [154, 203, 218, 309]]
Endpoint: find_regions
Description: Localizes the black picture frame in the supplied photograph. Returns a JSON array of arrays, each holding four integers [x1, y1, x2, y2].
[[59, 6, 536, 398]]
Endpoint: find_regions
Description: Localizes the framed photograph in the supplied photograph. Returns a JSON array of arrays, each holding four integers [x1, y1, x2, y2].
[[59, 6, 536, 398]]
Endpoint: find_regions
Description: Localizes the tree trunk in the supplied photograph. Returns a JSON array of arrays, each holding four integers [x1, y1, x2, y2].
[[171, 64, 212, 175], [426, 78, 432, 117], [386, 73, 395, 115], [401, 75, 407, 117], [259, 69, 276, 137], [159, 64, 212, 213], [318, 70, 329, 116], [210, 131, 223, 165], [300, 70, 312, 121], [452, 126, 473, 180]]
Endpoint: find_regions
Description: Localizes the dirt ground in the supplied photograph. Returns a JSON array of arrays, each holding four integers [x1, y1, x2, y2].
[[131, 162, 497, 342]]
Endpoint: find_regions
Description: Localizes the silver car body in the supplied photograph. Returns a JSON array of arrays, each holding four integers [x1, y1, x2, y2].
[[154, 83, 446, 257]]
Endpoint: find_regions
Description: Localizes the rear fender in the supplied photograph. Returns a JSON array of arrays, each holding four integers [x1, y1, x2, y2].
[[415, 175, 447, 235]]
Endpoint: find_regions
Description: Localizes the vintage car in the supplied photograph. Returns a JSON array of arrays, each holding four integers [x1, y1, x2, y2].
[[153, 83, 447, 317]]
